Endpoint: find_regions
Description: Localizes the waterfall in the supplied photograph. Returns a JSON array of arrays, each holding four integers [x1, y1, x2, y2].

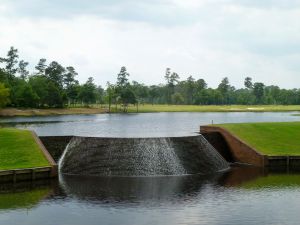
[[59, 135, 229, 176]]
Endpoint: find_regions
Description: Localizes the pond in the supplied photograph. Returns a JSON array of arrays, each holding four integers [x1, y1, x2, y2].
[[1, 112, 300, 225], [0, 167, 300, 225], [0, 112, 299, 137]]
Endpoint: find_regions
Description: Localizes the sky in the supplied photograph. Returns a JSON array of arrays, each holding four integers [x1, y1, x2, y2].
[[0, 0, 300, 88]]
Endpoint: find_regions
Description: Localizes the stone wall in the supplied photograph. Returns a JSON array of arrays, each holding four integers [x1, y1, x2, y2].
[[201, 132, 234, 162], [200, 126, 268, 167], [39, 136, 73, 162]]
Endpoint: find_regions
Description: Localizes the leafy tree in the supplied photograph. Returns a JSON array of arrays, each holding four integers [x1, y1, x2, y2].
[[117, 66, 129, 87], [79, 77, 97, 106], [196, 79, 207, 90], [244, 77, 253, 89], [0, 47, 19, 82], [45, 61, 65, 88], [18, 60, 29, 80], [0, 83, 10, 107], [165, 68, 180, 104], [253, 82, 265, 104], [185, 76, 195, 104], [46, 81, 63, 107], [115, 66, 135, 111], [149, 85, 160, 105], [172, 92, 184, 104], [218, 77, 230, 104], [64, 66, 78, 87], [15, 84, 39, 108], [29, 75, 50, 107], [106, 82, 116, 112], [35, 58, 47, 75], [119, 86, 136, 112], [0, 69, 7, 83]]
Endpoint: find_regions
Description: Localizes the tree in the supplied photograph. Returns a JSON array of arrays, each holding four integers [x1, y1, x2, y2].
[[165, 68, 180, 104], [218, 77, 230, 104], [106, 82, 115, 113], [35, 58, 47, 75], [0, 69, 7, 83], [185, 76, 195, 104], [45, 61, 65, 88], [64, 66, 78, 88], [29, 75, 49, 107], [244, 77, 253, 89], [79, 77, 97, 106], [46, 82, 63, 107], [63, 66, 79, 105], [196, 79, 207, 90], [15, 84, 39, 108], [18, 60, 29, 80], [149, 85, 160, 105], [253, 82, 265, 104], [172, 92, 184, 104], [0, 47, 19, 82], [117, 66, 130, 87], [0, 83, 10, 107], [115, 66, 135, 111], [119, 86, 136, 112]]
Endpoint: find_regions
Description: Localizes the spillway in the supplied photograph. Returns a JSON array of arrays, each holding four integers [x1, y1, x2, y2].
[[59, 135, 229, 176]]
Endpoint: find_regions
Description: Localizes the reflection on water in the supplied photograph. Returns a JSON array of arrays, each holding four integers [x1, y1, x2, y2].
[[1, 167, 300, 225], [1, 112, 299, 137]]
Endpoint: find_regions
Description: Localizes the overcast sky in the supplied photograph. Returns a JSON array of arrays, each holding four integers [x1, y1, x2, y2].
[[0, 0, 300, 88]]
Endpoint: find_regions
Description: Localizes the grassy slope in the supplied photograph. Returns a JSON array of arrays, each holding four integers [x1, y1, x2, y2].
[[127, 104, 300, 113], [0, 107, 106, 117], [0, 128, 50, 170], [216, 122, 300, 156]]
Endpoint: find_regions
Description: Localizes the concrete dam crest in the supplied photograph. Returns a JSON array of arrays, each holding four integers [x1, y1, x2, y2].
[[57, 135, 229, 176]]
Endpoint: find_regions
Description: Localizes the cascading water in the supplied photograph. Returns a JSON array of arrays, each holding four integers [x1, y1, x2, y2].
[[59, 135, 229, 176]]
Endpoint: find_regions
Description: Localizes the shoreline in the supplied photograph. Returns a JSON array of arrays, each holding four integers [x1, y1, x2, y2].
[[1, 105, 300, 117]]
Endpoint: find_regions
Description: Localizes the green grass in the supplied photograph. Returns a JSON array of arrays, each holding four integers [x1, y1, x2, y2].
[[0, 188, 50, 210], [216, 122, 300, 156], [124, 104, 300, 113], [1, 105, 300, 116], [0, 128, 50, 170], [241, 174, 300, 189]]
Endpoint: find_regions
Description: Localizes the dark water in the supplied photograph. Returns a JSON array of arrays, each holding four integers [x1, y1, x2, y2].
[[1, 112, 300, 224], [0, 112, 299, 137], [1, 167, 300, 225]]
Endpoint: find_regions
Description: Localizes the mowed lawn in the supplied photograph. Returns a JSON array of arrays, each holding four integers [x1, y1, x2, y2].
[[0, 128, 50, 170], [216, 122, 300, 156], [126, 104, 300, 113]]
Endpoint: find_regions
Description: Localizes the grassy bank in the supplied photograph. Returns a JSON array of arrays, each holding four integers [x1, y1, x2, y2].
[[0, 128, 50, 170], [216, 122, 300, 156], [127, 104, 300, 113], [1, 105, 300, 116], [0, 107, 106, 117]]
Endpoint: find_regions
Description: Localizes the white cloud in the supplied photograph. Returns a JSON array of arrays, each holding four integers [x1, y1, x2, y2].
[[0, 0, 300, 88]]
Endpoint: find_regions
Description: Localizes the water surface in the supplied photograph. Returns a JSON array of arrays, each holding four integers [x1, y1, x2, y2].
[[0, 167, 300, 225], [0, 112, 299, 137]]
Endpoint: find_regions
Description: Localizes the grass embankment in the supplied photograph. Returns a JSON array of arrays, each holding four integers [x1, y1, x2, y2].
[[0, 128, 50, 170], [216, 122, 300, 156], [0, 107, 106, 117], [1, 105, 300, 116], [127, 104, 300, 113]]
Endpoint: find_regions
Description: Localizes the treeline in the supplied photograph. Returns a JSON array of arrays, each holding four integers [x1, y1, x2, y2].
[[1, 46, 300, 110], [0, 47, 104, 108]]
